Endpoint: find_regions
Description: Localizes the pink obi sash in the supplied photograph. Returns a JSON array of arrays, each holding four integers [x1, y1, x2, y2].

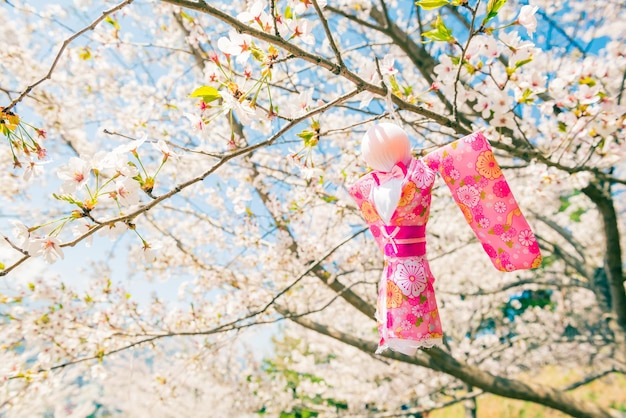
[[379, 225, 426, 258]]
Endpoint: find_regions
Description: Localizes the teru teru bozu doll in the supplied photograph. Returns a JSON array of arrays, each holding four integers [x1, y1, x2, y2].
[[349, 124, 542, 355]]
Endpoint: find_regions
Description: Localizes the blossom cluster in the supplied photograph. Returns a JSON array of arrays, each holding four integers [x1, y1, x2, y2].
[[7, 137, 177, 265], [0, 107, 47, 180]]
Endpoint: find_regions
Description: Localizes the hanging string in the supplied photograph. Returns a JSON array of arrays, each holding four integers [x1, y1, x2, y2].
[[384, 80, 402, 127]]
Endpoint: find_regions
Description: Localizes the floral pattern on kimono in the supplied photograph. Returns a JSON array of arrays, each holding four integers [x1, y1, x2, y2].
[[349, 131, 541, 356]]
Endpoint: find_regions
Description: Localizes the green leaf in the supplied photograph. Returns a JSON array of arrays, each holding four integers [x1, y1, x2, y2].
[[389, 75, 401, 93], [79, 47, 92, 60], [326, 398, 348, 409], [422, 15, 454, 42], [464, 62, 476, 74], [517, 88, 534, 104], [578, 76, 596, 87], [251, 48, 265, 62], [415, 317, 424, 327], [540, 254, 557, 267], [188, 86, 222, 103], [515, 57, 533, 68], [569, 207, 586, 222], [105, 15, 120, 31], [484, 0, 507, 23], [596, 137, 605, 149], [179, 10, 194, 22], [435, 14, 454, 40], [297, 130, 318, 147], [284, 5, 293, 19], [415, 0, 450, 10], [301, 409, 318, 418], [52, 193, 85, 208]]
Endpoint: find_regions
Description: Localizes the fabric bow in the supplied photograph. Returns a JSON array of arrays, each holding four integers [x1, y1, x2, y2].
[[372, 161, 408, 186]]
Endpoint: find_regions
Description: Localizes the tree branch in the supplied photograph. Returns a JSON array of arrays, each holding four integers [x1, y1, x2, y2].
[[162, 0, 626, 187], [581, 182, 626, 352], [536, 10, 586, 55], [250, 161, 377, 319], [311, 0, 344, 71], [440, 277, 590, 297], [286, 312, 624, 418], [532, 211, 587, 261], [9, 230, 369, 379], [4, 0, 135, 112], [561, 368, 623, 391], [0, 88, 362, 277], [162, 0, 468, 133]]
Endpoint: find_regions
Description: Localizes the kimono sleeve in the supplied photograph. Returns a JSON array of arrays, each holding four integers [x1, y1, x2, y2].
[[348, 175, 381, 225], [423, 132, 542, 272]]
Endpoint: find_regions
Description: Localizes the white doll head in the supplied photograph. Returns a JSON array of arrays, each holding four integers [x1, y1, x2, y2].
[[361, 123, 411, 172]]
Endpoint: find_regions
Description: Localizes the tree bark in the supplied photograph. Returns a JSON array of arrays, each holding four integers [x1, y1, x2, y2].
[[582, 182, 626, 359]]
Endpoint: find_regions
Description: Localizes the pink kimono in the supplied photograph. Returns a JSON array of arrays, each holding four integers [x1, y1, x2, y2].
[[349, 132, 542, 355]]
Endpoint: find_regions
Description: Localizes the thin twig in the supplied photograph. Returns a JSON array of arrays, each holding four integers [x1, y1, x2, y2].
[[311, 0, 344, 72], [4, 0, 135, 112], [326, 5, 384, 31], [0, 88, 362, 278], [452, 0, 481, 122], [2, 235, 29, 256], [162, 0, 466, 132], [536, 10, 586, 55], [284, 312, 621, 418], [561, 368, 621, 391], [378, 0, 392, 29], [11, 262, 367, 379]]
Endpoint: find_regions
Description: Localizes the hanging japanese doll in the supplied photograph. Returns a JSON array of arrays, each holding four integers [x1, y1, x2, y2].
[[349, 123, 542, 356]]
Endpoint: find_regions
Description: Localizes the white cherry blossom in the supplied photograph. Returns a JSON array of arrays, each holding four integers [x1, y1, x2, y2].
[[286, 87, 314, 118], [222, 91, 260, 126], [0, 2, 624, 417], [288, 18, 315, 45], [113, 178, 141, 207], [381, 54, 398, 76], [217, 30, 253, 63], [518, 5, 539, 38], [152, 139, 178, 161], [57, 157, 90, 194], [434, 54, 456, 83], [32, 236, 64, 264], [71, 220, 93, 247]]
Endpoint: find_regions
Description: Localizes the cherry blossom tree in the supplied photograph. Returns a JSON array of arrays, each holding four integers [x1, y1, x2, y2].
[[0, 0, 625, 416]]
